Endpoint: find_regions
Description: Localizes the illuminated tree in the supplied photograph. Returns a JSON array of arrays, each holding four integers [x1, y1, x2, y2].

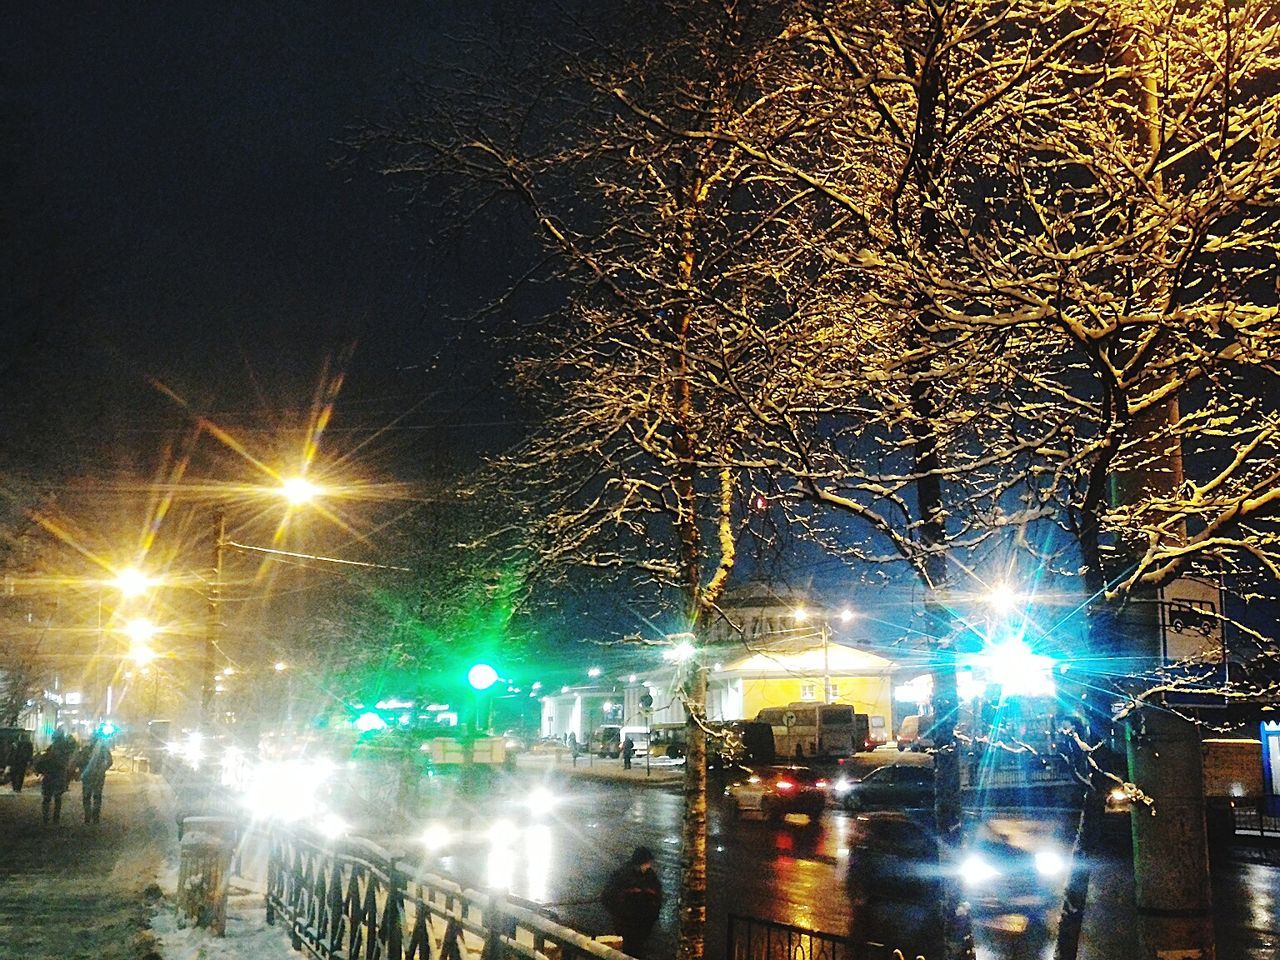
[[374, 1, 1280, 958], [683, 2, 1280, 957]]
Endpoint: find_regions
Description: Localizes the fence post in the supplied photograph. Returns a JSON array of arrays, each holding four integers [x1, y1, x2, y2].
[[386, 857, 404, 960], [265, 827, 277, 926], [485, 891, 503, 960]]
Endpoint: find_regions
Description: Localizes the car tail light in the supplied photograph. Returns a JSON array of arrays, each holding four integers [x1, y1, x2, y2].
[[815, 779, 829, 789], [775, 779, 795, 791]]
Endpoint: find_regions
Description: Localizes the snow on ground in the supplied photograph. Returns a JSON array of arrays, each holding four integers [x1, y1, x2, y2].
[[151, 861, 297, 960]]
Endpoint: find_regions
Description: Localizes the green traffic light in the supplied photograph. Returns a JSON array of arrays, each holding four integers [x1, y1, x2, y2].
[[467, 663, 499, 691]]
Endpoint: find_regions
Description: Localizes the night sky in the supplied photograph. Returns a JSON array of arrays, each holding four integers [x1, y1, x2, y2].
[[2, 2, 526, 486], [1, 3, 938, 652]]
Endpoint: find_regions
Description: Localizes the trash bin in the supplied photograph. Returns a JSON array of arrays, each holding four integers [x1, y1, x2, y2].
[[176, 816, 237, 936]]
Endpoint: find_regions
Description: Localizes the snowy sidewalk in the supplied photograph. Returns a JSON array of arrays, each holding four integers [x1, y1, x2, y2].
[[0, 768, 169, 960]]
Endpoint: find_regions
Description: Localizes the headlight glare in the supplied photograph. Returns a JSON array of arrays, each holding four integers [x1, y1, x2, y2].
[[1035, 849, 1067, 876], [960, 853, 1000, 886]]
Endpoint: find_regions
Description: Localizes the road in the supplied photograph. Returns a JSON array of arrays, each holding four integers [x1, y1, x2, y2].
[[334, 757, 1279, 960]]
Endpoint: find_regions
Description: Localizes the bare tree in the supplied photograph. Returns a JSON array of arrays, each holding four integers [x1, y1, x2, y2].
[[366, 4, 814, 957]]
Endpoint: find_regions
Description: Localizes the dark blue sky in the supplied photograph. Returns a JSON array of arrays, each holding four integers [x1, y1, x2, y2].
[[2, 2, 527, 481]]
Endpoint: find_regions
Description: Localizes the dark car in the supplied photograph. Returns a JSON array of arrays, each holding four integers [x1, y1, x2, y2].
[[847, 811, 1070, 914], [726, 764, 829, 820], [838, 763, 934, 812]]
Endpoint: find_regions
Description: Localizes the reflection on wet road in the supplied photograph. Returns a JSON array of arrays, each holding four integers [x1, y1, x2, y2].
[[360, 770, 1278, 960]]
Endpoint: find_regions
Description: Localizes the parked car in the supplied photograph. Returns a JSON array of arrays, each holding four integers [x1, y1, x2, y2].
[[838, 763, 934, 812], [847, 810, 1069, 914], [725, 765, 829, 821]]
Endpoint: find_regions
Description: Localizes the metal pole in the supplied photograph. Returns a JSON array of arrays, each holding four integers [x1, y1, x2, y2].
[[203, 510, 225, 724], [96, 591, 105, 724], [822, 621, 831, 704]]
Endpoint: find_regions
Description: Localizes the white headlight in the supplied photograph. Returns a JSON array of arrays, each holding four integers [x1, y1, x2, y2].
[[1035, 850, 1067, 877], [526, 785, 558, 812], [960, 853, 1000, 886], [317, 812, 349, 839], [833, 778, 852, 796], [422, 822, 452, 850]]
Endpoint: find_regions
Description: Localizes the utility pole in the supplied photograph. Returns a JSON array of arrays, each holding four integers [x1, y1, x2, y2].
[[822, 618, 831, 705], [202, 510, 225, 723], [1121, 21, 1214, 960]]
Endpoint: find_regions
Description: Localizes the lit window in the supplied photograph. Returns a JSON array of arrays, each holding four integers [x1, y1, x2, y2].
[[800, 682, 816, 700], [829, 683, 839, 698]]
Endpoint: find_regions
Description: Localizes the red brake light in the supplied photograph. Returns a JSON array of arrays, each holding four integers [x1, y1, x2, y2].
[[775, 779, 795, 791]]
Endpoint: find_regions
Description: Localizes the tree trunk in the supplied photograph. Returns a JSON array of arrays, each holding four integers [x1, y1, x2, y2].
[[677, 662, 708, 960]]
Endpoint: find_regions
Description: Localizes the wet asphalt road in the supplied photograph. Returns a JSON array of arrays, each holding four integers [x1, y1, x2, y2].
[[349, 761, 1279, 960]]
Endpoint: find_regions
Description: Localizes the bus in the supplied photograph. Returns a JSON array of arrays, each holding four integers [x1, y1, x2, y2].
[[755, 703, 870, 758]]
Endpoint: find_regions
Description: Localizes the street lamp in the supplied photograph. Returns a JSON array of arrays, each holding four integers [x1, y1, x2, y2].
[[202, 476, 325, 721], [113, 567, 155, 599], [281, 476, 320, 506], [125, 618, 158, 666]]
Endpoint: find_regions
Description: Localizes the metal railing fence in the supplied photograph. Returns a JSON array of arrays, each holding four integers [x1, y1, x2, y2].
[[726, 914, 858, 960], [1229, 798, 1280, 846], [263, 825, 631, 960]]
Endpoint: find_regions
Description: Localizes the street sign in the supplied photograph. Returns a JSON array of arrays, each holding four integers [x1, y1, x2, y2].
[[1159, 576, 1224, 664], [782, 711, 797, 728]]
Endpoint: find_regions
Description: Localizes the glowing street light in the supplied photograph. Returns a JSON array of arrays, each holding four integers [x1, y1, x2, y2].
[[274, 661, 287, 672], [125, 617, 158, 644], [113, 567, 155, 598], [587, 666, 602, 678], [839, 608, 856, 624], [985, 583, 1022, 616], [281, 476, 321, 506], [125, 618, 158, 666], [663, 640, 696, 663]]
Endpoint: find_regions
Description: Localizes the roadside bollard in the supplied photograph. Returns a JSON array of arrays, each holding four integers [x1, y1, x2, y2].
[[176, 816, 237, 936]]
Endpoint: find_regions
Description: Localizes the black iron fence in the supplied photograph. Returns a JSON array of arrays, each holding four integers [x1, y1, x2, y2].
[[726, 914, 857, 960], [262, 825, 630, 960], [1228, 798, 1280, 844]]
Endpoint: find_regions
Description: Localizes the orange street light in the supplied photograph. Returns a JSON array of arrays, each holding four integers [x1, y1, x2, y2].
[[125, 618, 159, 666], [281, 476, 321, 506], [113, 567, 155, 598]]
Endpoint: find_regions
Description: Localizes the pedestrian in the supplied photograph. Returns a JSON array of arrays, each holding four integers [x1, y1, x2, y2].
[[600, 845, 663, 958], [35, 731, 76, 824], [9, 732, 33, 793], [79, 733, 114, 823], [622, 736, 635, 770]]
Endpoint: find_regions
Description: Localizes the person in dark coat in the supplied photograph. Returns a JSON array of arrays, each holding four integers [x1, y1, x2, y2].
[[622, 737, 635, 770], [35, 731, 76, 824], [601, 845, 663, 957], [78, 734, 113, 823], [8, 733, 33, 792]]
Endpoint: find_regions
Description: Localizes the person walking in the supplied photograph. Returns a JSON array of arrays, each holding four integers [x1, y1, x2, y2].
[[8, 732, 33, 792], [600, 845, 663, 957], [35, 731, 76, 825], [621, 736, 635, 771], [78, 733, 113, 823]]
